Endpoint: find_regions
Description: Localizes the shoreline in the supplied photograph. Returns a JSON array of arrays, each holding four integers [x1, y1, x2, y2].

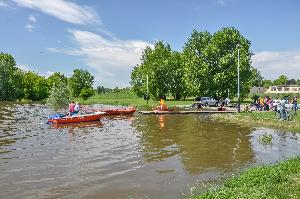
[[210, 111, 300, 133], [191, 156, 300, 198]]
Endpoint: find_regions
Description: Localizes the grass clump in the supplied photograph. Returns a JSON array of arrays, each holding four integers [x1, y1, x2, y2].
[[260, 134, 273, 144], [192, 157, 300, 199]]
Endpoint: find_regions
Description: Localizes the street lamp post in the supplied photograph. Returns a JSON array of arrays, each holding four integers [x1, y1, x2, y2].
[[146, 74, 149, 104], [236, 44, 241, 113]]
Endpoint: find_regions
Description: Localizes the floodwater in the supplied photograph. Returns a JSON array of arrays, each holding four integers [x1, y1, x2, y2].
[[1, 103, 300, 199]]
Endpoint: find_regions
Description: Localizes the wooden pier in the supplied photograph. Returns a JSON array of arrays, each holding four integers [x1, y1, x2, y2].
[[139, 110, 237, 114]]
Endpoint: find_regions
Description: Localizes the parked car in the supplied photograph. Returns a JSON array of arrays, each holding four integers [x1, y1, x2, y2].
[[195, 97, 218, 107]]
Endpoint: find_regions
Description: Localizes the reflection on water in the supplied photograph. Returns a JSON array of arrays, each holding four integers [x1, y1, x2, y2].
[[0, 103, 300, 199], [134, 114, 254, 173]]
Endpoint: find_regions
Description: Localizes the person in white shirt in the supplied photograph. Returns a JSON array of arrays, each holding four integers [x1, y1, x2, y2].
[[74, 102, 80, 114]]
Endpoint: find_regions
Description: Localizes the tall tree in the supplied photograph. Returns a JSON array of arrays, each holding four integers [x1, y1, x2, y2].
[[68, 69, 94, 98], [273, 75, 288, 85], [182, 30, 212, 97], [131, 41, 174, 100], [130, 64, 146, 98], [168, 51, 187, 100], [251, 68, 263, 87], [183, 27, 253, 100], [47, 72, 68, 89], [0, 52, 24, 100], [23, 71, 49, 100]]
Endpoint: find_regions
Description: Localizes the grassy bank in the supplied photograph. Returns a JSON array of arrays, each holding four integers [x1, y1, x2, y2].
[[78, 91, 193, 108], [192, 157, 300, 199], [212, 111, 300, 133]]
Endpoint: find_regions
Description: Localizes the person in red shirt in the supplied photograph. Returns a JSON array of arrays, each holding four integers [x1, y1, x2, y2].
[[69, 101, 75, 115]]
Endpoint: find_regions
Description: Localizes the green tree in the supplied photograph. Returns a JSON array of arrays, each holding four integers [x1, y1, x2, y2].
[[47, 81, 70, 109], [0, 52, 24, 100], [273, 75, 288, 85], [168, 51, 187, 100], [47, 72, 68, 89], [182, 30, 212, 97], [146, 41, 172, 100], [96, 86, 106, 94], [287, 78, 296, 85], [68, 69, 94, 98], [80, 88, 95, 100], [183, 27, 253, 100], [131, 41, 173, 100], [130, 64, 147, 97], [23, 71, 49, 100], [251, 68, 263, 87], [262, 80, 273, 88]]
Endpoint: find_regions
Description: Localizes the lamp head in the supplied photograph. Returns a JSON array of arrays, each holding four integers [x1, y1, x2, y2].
[[236, 44, 242, 49]]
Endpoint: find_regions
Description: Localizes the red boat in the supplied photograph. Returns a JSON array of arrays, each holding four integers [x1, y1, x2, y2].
[[100, 107, 136, 116], [48, 112, 105, 124]]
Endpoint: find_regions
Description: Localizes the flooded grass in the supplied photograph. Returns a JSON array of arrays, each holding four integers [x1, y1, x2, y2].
[[192, 157, 300, 199], [212, 111, 300, 133]]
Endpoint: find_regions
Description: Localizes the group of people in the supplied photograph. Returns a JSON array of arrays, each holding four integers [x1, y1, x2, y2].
[[68, 101, 81, 115], [251, 96, 298, 120], [276, 97, 298, 120], [254, 96, 298, 112], [254, 96, 274, 111]]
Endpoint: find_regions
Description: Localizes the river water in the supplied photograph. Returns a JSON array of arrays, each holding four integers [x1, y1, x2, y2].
[[1, 103, 300, 199]]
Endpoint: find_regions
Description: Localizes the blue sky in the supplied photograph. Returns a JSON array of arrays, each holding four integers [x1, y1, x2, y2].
[[0, 0, 300, 87]]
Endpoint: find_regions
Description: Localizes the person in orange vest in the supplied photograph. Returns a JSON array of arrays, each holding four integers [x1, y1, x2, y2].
[[259, 97, 264, 111]]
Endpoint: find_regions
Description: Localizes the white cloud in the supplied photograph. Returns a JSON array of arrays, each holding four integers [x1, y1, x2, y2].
[[25, 24, 34, 32], [49, 29, 153, 87], [12, 0, 101, 25], [28, 14, 36, 22], [252, 50, 300, 80], [25, 14, 37, 32]]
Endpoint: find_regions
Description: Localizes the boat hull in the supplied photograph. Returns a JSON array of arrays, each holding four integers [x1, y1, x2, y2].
[[48, 114, 103, 124], [102, 108, 136, 116]]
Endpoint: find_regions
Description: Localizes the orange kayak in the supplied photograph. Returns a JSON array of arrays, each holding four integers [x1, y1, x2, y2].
[[48, 113, 104, 124]]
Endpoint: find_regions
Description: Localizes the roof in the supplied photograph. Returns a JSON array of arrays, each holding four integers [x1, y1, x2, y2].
[[271, 85, 300, 87]]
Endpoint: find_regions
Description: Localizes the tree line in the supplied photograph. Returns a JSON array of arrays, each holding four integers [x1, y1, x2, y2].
[[0, 52, 95, 105], [130, 27, 260, 101], [257, 75, 300, 88]]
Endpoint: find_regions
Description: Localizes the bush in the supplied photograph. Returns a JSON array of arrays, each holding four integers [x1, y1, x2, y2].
[[47, 82, 71, 109], [80, 88, 95, 100]]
